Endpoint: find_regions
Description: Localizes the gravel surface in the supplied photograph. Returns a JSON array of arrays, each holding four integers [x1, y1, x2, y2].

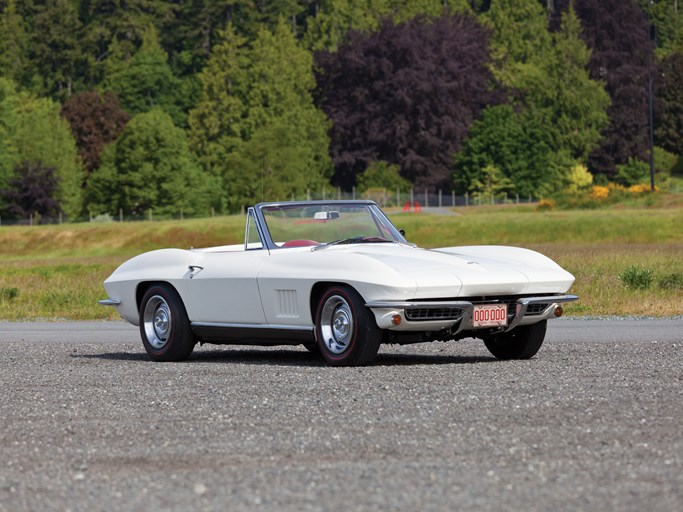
[[0, 322, 681, 511]]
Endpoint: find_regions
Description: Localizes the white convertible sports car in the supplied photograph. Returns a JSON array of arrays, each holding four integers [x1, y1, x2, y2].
[[100, 200, 577, 366]]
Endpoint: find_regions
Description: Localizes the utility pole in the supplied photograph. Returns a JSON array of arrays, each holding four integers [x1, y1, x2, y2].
[[648, 0, 656, 191]]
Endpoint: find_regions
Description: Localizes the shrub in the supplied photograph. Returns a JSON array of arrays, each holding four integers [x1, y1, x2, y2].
[[628, 183, 655, 194], [614, 158, 650, 187], [0, 287, 19, 302], [619, 266, 654, 290], [591, 185, 610, 200], [565, 163, 593, 194], [657, 272, 683, 290], [536, 199, 556, 211]]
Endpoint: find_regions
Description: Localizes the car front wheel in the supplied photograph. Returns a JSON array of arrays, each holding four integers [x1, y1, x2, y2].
[[139, 284, 195, 362], [483, 320, 547, 360], [315, 286, 381, 366]]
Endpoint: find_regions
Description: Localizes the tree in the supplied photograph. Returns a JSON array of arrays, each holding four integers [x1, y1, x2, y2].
[[104, 25, 189, 126], [485, 0, 552, 73], [223, 119, 328, 207], [454, 104, 553, 197], [60, 91, 131, 176], [638, 0, 683, 56], [0, 78, 19, 202], [655, 51, 683, 155], [303, 0, 391, 52], [315, 13, 504, 191], [553, 0, 651, 178], [1, 162, 61, 222], [356, 161, 412, 193], [485, 1, 610, 189], [0, 79, 83, 218], [29, 0, 88, 98], [86, 109, 215, 217], [79, 0, 175, 77], [189, 19, 332, 212], [0, 0, 29, 85], [188, 24, 248, 184], [303, 0, 472, 52]]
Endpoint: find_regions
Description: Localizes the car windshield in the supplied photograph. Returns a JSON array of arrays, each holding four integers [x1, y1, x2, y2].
[[259, 202, 404, 248]]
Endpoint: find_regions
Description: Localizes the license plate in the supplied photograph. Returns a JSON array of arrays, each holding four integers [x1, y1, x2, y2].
[[472, 304, 508, 328]]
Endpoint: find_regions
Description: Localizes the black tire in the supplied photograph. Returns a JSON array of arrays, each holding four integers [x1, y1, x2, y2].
[[314, 285, 382, 366], [483, 320, 547, 360], [139, 284, 196, 362]]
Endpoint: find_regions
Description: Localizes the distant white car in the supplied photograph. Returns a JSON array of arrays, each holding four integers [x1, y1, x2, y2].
[[100, 200, 577, 366]]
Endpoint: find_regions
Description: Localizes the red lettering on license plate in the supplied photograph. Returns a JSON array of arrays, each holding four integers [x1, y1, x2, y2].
[[473, 304, 508, 328]]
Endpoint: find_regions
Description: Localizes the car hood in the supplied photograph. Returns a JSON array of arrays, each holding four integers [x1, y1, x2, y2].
[[346, 243, 575, 298]]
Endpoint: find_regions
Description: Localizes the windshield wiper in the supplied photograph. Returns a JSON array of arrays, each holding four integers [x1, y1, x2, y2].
[[311, 236, 393, 251]]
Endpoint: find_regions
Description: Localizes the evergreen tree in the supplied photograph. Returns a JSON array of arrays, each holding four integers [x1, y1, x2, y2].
[[79, 0, 174, 64], [303, 0, 472, 52], [486, 0, 552, 72], [303, 0, 390, 52], [29, 0, 87, 98], [104, 25, 189, 126], [638, 0, 683, 56], [484, 1, 609, 190], [554, 0, 651, 178], [188, 24, 248, 178], [0, 0, 29, 85], [87, 109, 215, 217], [189, 19, 331, 212]]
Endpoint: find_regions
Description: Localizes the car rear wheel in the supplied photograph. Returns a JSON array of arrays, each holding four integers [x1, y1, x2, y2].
[[483, 320, 547, 360], [315, 286, 381, 366], [139, 284, 195, 362]]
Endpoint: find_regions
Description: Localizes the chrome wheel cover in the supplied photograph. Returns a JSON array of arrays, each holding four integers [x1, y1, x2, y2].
[[143, 295, 172, 350], [320, 295, 354, 355]]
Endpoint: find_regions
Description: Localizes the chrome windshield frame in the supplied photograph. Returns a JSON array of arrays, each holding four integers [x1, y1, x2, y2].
[[252, 200, 410, 251]]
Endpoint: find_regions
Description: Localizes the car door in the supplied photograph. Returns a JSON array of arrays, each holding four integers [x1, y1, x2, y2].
[[185, 249, 269, 324]]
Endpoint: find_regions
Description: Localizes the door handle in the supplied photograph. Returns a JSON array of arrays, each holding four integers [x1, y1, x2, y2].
[[188, 265, 204, 278]]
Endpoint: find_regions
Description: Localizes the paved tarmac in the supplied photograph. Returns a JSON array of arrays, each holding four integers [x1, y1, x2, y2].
[[0, 318, 681, 511]]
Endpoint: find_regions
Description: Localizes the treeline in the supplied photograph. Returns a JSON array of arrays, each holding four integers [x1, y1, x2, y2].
[[0, 0, 682, 220]]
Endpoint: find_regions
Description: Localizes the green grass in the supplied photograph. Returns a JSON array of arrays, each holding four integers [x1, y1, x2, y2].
[[1, 205, 682, 320]]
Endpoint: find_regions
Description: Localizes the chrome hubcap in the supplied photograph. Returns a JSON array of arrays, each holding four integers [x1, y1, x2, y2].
[[143, 295, 172, 350], [320, 295, 354, 355]]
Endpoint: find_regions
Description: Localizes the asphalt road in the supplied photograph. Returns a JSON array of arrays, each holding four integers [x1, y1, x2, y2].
[[0, 318, 681, 512]]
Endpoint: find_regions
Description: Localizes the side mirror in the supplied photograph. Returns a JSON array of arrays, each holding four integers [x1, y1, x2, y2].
[[399, 229, 406, 236]]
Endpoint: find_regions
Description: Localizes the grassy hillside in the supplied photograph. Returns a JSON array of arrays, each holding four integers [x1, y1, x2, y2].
[[1, 205, 682, 320]]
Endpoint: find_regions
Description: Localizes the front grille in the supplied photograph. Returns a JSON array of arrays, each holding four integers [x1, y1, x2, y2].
[[443, 295, 557, 318], [405, 308, 464, 321], [526, 303, 549, 315]]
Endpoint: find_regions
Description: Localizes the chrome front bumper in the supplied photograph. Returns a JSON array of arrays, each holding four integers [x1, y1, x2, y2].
[[366, 295, 579, 332]]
